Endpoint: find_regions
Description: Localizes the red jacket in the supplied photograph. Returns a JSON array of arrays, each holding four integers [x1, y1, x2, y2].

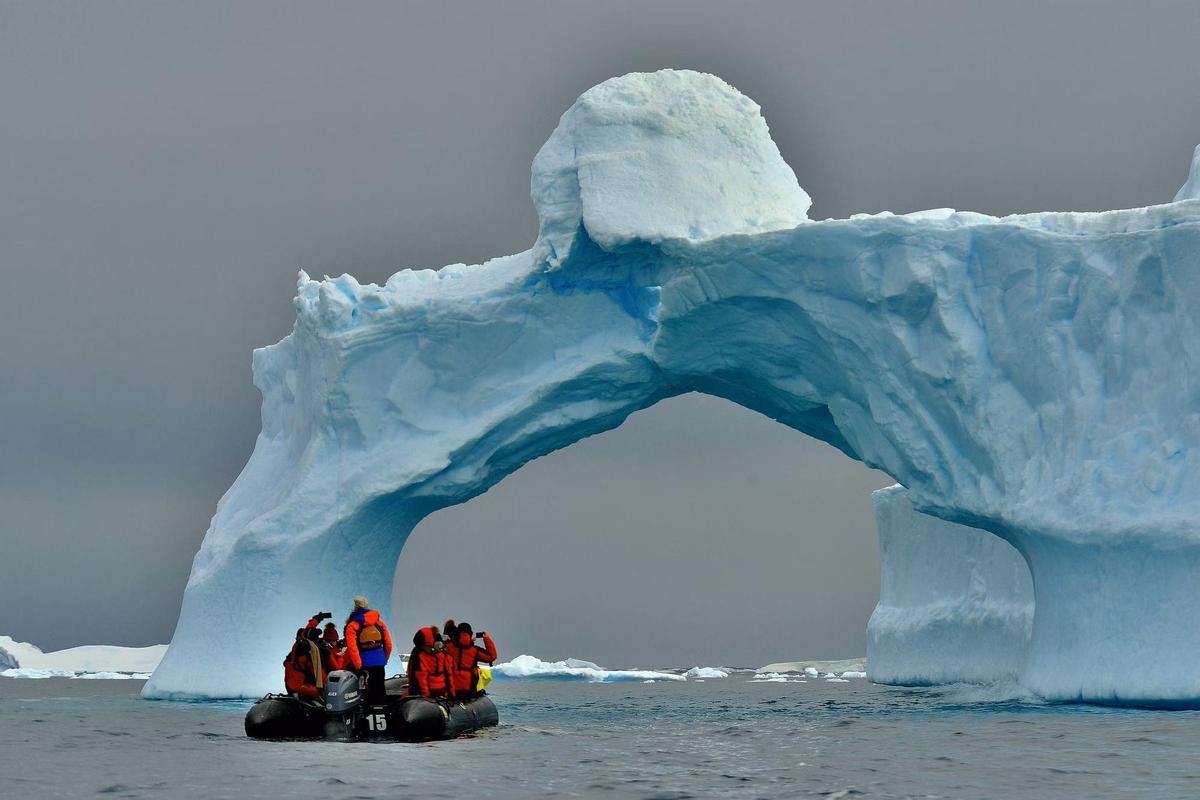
[[283, 639, 323, 700], [406, 627, 452, 697], [445, 631, 497, 696], [324, 645, 347, 672], [344, 609, 393, 670]]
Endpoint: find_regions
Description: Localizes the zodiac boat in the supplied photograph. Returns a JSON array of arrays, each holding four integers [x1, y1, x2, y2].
[[244, 671, 499, 741]]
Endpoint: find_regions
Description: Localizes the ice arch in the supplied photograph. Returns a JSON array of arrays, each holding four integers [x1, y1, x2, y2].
[[146, 70, 1200, 703]]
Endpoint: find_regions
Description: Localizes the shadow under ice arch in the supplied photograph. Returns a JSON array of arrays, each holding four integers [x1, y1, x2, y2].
[[146, 70, 1200, 704]]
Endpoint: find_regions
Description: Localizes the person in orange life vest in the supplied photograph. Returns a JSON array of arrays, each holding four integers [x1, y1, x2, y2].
[[445, 622, 497, 699], [322, 622, 347, 672], [283, 624, 326, 701], [405, 626, 452, 698], [343, 596, 392, 705]]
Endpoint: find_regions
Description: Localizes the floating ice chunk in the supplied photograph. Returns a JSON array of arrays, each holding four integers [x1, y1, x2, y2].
[[73, 671, 152, 680], [684, 667, 730, 679], [804, 667, 819, 678], [751, 671, 809, 683], [489, 655, 684, 683], [840, 671, 867, 679], [2, 668, 71, 679], [757, 660, 864, 676]]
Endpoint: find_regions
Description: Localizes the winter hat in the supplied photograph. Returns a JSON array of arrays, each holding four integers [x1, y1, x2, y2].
[[353, 596, 369, 610], [443, 619, 457, 638], [323, 623, 339, 643], [457, 622, 473, 637], [414, 626, 435, 647]]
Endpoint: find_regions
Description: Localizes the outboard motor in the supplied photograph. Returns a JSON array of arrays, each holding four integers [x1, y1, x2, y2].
[[321, 670, 363, 740]]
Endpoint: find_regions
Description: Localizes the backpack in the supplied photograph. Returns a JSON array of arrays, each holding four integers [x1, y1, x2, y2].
[[358, 620, 384, 652]]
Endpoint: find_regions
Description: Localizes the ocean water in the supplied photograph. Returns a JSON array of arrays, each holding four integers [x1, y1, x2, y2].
[[2, 675, 1198, 799]]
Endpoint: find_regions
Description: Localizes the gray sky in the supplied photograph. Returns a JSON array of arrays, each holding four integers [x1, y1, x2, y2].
[[2, 2, 1198, 667]]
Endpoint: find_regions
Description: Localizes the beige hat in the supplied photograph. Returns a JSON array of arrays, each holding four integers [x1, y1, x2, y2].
[[353, 595, 369, 609]]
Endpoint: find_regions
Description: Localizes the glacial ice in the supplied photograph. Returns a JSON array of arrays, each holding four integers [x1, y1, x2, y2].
[[1175, 145, 1200, 202], [684, 667, 730, 679], [490, 654, 684, 683], [1, 668, 154, 680], [757, 659, 865, 677], [867, 486, 1033, 686], [145, 68, 1200, 705], [0, 635, 166, 678]]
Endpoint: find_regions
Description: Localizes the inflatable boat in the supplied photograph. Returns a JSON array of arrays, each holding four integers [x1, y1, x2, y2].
[[244, 670, 499, 741]]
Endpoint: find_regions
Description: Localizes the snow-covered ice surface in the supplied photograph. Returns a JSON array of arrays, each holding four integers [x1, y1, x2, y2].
[[0, 636, 165, 679], [684, 666, 730, 679], [490, 655, 684, 683], [867, 485, 1033, 686], [145, 69, 1200, 705]]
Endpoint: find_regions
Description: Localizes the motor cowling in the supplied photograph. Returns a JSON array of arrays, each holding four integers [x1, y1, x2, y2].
[[324, 670, 362, 713]]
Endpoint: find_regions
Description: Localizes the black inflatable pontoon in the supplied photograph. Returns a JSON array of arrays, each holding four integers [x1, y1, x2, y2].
[[244, 670, 499, 742]]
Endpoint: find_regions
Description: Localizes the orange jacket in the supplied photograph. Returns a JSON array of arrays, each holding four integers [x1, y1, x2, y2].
[[445, 631, 497, 696], [344, 609, 393, 670]]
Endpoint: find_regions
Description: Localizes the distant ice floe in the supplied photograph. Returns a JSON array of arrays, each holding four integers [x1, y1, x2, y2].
[[684, 667, 730, 679], [490, 655, 685, 682], [0, 635, 166, 680], [1, 668, 153, 680], [749, 662, 870, 684], [755, 659, 868, 684]]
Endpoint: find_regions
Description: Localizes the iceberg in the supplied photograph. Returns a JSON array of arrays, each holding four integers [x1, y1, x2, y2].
[[867, 486, 1033, 686], [0, 635, 166, 678], [145, 69, 1200, 705], [489, 655, 684, 683]]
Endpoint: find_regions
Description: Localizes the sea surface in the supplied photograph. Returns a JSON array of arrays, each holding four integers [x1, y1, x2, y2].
[[2, 675, 1197, 799]]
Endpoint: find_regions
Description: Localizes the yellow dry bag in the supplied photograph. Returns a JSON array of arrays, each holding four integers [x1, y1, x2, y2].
[[476, 665, 492, 692]]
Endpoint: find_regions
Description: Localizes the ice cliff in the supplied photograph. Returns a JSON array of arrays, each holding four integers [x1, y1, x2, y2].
[[145, 69, 1200, 705]]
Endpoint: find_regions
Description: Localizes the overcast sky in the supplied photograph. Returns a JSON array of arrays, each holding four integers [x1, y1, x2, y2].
[[2, 2, 1198, 667]]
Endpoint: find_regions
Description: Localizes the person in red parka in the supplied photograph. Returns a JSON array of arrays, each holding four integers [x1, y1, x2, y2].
[[405, 626, 452, 698], [283, 625, 326, 701], [445, 622, 497, 699], [322, 622, 347, 672]]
